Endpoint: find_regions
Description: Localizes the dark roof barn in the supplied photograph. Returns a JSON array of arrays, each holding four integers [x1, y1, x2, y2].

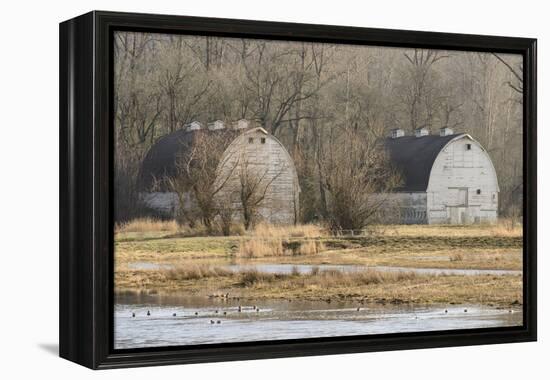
[[384, 134, 466, 192], [137, 128, 239, 191]]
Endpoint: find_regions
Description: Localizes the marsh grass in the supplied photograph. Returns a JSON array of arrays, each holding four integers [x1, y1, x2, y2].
[[115, 218, 179, 234], [237, 238, 326, 258], [115, 263, 523, 306], [375, 220, 522, 238], [251, 223, 326, 238], [235, 267, 417, 287], [298, 240, 326, 255], [166, 264, 233, 281], [238, 238, 287, 258], [450, 253, 464, 262], [119, 262, 418, 289]]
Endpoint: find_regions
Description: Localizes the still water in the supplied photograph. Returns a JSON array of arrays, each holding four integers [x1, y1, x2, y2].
[[114, 294, 522, 349], [127, 262, 522, 276]]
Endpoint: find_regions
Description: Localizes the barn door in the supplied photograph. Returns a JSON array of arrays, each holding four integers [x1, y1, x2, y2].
[[457, 188, 468, 206]]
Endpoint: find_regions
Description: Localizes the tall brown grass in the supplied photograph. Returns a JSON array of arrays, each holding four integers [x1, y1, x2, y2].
[[238, 238, 326, 258], [251, 223, 326, 238], [373, 219, 522, 238], [239, 270, 278, 286], [488, 219, 523, 237], [166, 264, 232, 281], [298, 240, 326, 255], [235, 267, 418, 288], [305, 268, 417, 287], [238, 238, 286, 258], [449, 253, 464, 262], [115, 218, 179, 234]]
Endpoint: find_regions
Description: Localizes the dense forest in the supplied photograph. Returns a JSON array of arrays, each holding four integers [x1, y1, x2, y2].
[[114, 31, 523, 225]]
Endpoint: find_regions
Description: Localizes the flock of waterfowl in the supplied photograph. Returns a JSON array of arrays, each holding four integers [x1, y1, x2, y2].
[[131, 304, 262, 324], [129, 305, 514, 324]]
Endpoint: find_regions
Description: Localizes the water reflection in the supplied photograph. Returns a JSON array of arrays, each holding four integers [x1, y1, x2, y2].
[[114, 294, 522, 349], [127, 262, 521, 276]]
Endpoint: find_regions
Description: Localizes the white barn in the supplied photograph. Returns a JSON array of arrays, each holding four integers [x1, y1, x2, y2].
[[383, 127, 499, 224], [137, 122, 300, 225]]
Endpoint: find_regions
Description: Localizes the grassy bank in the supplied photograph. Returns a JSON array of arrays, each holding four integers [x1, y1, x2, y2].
[[115, 264, 522, 306], [115, 221, 522, 270], [114, 220, 523, 306]]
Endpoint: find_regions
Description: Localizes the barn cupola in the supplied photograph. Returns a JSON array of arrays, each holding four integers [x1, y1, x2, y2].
[[391, 128, 405, 139], [208, 120, 225, 130], [185, 121, 202, 131], [439, 127, 454, 136], [414, 127, 429, 137], [234, 119, 249, 130]]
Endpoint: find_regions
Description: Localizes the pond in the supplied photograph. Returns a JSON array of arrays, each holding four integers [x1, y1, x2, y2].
[[114, 293, 522, 349], [127, 261, 522, 276], [224, 263, 522, 276]]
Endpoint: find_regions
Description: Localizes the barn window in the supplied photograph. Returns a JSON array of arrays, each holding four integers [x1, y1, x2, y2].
[[248, 137, 254, 144], [476, 189, 481, 195], [466, 143, 472, 150], [261, 137, 266, 144]]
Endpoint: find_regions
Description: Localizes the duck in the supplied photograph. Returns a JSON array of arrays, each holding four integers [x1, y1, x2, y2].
[[194, 312, 198, 316], [216, 320, 221, 324], [223, 311, 227, 316], [147, 310, 151, 316], [210, 320, 215, 324], [238, 306, 242, 312], [132, 312, 135, 318], [172, 313, 177, 317], [464, 309, 468, 313]]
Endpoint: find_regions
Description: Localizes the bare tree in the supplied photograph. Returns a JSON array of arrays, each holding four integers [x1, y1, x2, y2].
[[491, 53, 523, 95], [318, 127, 401, 231], [235, 153, 286, 230], [166, 131, 236, 229], [400, 49, 449, 131], [113, 31, 524, 222]]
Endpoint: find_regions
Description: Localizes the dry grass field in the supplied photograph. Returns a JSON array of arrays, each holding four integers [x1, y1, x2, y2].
[[114, 220, 523, 306]]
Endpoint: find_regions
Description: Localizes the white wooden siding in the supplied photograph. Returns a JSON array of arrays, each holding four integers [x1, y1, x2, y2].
[[426, 136, 499, 224], [215, 129, 299, 225]]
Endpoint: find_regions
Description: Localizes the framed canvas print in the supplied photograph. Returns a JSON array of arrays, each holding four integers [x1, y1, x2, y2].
[[59, 11, 537, 369]]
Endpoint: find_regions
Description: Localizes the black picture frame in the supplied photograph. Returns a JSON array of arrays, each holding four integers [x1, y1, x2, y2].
[[59, 10, 537, 369]]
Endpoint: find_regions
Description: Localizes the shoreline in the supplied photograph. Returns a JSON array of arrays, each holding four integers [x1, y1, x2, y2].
[[115, 268, 523, 307], [114, 223, 523, 308]]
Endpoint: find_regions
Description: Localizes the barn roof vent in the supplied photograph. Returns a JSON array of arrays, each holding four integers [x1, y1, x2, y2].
[[391, 128, 405, 139], [234, 119, 249, 130], [439, 127, 454, 136], [185, 121, 202, 131], [414, 127, 430, 138], [208, 120, 225, 130]]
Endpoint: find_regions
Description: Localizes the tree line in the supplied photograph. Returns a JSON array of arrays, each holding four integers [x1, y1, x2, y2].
[[114, 31, 524, 227]]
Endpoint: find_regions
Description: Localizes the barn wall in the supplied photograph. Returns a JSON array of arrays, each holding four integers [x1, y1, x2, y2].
[[140, 191, 179, 216], [216, 129, 299, 225], [427, 136, 499, 224], [138, 129, 299, 225], [373, 192, 427, 224]]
